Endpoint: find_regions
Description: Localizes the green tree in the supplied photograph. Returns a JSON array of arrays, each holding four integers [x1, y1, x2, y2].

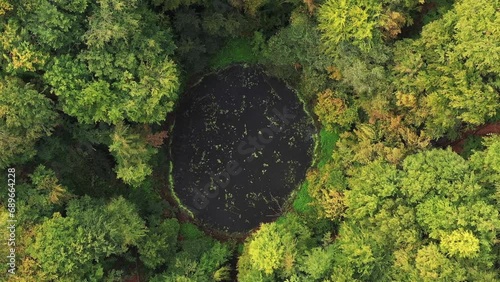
[[149, 0, 201, 12], [306, 163, 347, 221], [0, 19, 48, 73], [392, 0, 500, 139], [298, 245, 336, 280], [333, 148, 500, 281], [318, 0, 383, 52], [28, 196, 146, 281], [0, 77, 57, 168], [470, 135, 500, 202], [314, 88, 358, 130], [264, 13, 328, 73], [453, 0, 500, 75], [151, 237, 232, 282], [318, 0, 420, 52], [17, 0, 88, 50], [414, 244, 465, 281], [30, 165, 71, 205], [0, 0, 87, 73], [43, 0, 180, 124], [439, 229, 480, 259], [109, 123, 157, 187], [247, 223, 286, 275], [228, 0, 269, 16], [238, 214, 313, 281], [262, 10, 331, 102], [139, 218, 180, 269]]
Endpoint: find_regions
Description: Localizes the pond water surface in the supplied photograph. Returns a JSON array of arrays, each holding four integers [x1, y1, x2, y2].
[[171, 65, 314, 233]]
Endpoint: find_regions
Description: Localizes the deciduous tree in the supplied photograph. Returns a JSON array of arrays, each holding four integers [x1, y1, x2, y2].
[[109, 123, 157, 187], [28, 196, 146, 280], [0, 77, 57, 168]]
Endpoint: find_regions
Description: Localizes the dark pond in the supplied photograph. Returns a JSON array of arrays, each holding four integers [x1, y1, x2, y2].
[[171, 65, 314, 233]]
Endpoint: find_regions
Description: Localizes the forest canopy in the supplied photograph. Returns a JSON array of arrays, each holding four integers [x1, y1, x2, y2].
[[0, 0, 499, 281]]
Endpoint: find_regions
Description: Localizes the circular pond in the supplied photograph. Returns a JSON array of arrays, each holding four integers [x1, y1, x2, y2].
[[171, 65, 314, 233]]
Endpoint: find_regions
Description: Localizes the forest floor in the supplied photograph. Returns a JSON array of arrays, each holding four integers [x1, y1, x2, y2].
[[450, 122, 500, 153]]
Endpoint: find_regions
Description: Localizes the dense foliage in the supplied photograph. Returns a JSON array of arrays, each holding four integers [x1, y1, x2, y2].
[[0, 0, 498, 281]]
